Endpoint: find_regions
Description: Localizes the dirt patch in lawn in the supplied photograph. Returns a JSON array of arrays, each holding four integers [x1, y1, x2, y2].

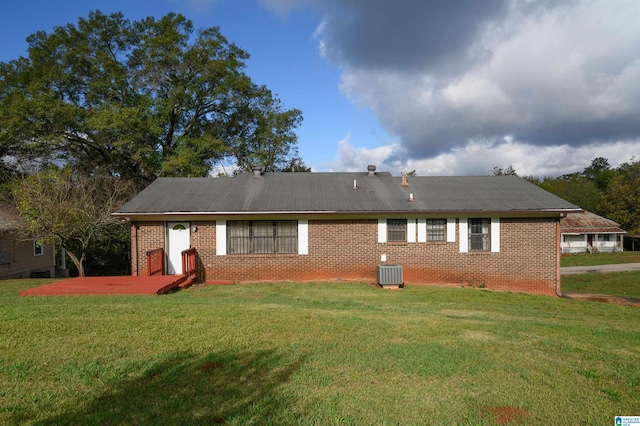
[[483, 406, 527, 424]]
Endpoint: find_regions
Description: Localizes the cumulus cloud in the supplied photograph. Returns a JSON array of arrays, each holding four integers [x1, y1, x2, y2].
[[323, 133, 405, 172], [312, 0, 640, 174], [325, 135, 640, 177]]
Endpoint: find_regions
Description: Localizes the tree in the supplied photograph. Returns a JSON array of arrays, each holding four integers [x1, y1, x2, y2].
[[0, 11, 303, 183], [582, 157, 614, 191], [536, 173, 603, 214], [279, 153, 311, 172], [491, 165, 517, 176], [13, 169, 134, 277], [601, 159, 640, 234]]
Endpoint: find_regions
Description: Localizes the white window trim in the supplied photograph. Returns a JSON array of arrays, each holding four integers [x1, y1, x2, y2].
[[407, 219, 417, 243], [491, 218, 500, 253], [447, 218, 456, 242], [218, 219, 308, 256], [216, 220, 226, 256], [459, 219, 468, 253], [298, 220, 308, 255], [378, 219, 387, 243], [34, 240, 44, 256], [417, 219, 427, 243], [460, 218, 500, 253]]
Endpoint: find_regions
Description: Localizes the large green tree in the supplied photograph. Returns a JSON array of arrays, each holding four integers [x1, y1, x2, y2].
[[0, 11, 303, 183]]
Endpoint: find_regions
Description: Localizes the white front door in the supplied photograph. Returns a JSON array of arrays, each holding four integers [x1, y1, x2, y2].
[[167, 222, 190, 275]]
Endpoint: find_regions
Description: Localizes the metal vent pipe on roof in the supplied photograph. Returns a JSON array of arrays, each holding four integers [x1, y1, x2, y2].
[[401, 172, 408, 186], [367, 165, 376, 176], [252, 165, 263, 177]]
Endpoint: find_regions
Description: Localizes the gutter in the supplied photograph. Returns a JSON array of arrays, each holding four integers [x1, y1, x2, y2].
[[112, 208, 583, 218]]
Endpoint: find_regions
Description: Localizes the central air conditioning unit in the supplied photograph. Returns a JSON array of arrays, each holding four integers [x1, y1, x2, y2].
[[377, 264, 403, 288]]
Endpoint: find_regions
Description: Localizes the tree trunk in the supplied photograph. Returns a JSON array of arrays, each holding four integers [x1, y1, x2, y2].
[[64, 247, 86, 277]]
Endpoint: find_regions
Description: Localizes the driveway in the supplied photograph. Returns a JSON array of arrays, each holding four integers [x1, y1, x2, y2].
[[561, 263, 640, 275]]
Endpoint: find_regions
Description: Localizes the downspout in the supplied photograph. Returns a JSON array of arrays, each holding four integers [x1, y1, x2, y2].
[[555, 218, 562, 297], [133, 222, 139, 276]]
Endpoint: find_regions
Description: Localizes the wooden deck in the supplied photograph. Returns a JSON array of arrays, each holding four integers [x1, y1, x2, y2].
[[19, 275, 190, 296], [20, 247, 198, 296]]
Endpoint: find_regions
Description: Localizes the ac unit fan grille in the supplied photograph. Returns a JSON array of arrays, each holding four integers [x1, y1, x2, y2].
[[377, 264, 403, 285]]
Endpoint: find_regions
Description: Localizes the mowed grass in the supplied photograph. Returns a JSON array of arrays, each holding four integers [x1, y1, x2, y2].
[[561, 251, 640, 267], [562, 271, 640, 299], [2, 279, 640, 425]]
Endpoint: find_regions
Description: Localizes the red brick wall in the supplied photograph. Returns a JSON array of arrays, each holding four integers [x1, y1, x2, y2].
[[132, 217, 560, 296], [131, 221, 165, 276]]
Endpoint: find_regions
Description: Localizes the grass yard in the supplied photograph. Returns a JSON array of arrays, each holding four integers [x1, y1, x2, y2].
[[2, 279, 640, 425], [562, 271, 640, 299], [561, 251, 640, 267]]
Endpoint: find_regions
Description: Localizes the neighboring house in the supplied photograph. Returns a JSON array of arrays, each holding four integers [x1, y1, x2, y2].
[[560, 210, 626, 254], [0, 207, 55, 279], [113, 166, 581, 296]]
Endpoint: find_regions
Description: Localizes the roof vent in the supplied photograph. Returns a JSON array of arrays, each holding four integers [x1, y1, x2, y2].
[[252, 165, 263, 177], [367, 165, 376, 176], [401, 172, 408, 186]]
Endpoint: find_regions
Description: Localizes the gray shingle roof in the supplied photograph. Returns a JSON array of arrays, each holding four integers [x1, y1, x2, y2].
[[114, 172, 580, 215]]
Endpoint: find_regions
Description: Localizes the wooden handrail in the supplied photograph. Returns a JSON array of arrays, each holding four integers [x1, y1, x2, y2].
[[146, 248, 164, 276], [182, 248, 197, 281]]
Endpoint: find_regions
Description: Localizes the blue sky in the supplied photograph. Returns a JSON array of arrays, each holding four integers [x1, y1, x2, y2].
[[2, 0, 640, 176]]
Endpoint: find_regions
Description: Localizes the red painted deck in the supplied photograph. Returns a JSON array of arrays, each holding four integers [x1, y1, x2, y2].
[[19, 275, 189, 296]]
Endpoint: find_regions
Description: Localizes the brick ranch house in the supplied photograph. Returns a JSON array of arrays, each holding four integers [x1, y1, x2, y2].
[[113, 166, 581, 296]]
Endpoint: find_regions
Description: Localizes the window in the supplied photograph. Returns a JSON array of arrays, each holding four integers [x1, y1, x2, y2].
[[426, 219, 446, 241], [387, 219, 407, 242], [227, 220, 297, 254], [469, 218, 490, 251], [34, 240, 44, 256]]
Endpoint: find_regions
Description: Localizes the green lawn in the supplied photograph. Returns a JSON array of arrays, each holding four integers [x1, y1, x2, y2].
[[2, 279, 639, 425], [562, 271, 640, 299], [561, 252, 640, 298], [561, 251, 640, 267]]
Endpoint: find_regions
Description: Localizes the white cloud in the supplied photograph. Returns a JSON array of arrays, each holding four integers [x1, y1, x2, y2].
[[325, 135, 640, 177], [322, 133, 404, 173], [315, 0, 640, 167]]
